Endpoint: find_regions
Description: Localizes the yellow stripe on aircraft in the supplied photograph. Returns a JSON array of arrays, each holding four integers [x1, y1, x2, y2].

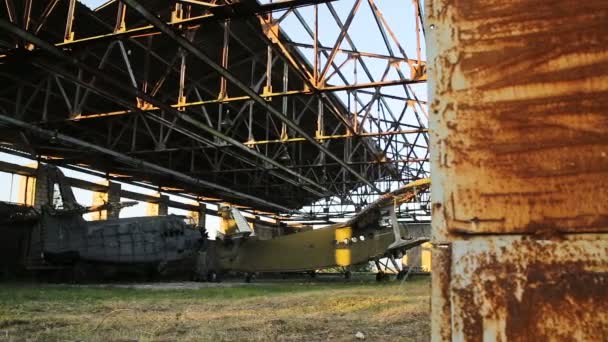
[[334, 226, 352, 267]]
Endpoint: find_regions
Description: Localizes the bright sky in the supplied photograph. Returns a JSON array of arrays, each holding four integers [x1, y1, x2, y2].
[[0, 0, 427, 225]]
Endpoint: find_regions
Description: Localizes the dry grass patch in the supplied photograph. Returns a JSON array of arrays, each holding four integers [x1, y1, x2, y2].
[[0, 277, 430, 341]]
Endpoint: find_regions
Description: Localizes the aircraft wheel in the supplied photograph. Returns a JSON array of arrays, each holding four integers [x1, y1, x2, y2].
[[207, 270, 221, 283], [191, 273, 202, 282], [146, 267, 160, 282], [72, 262, 92, 284], [245, 273, 253, 283], [157, 261, 169, 278], [344, 270, 352, 280]]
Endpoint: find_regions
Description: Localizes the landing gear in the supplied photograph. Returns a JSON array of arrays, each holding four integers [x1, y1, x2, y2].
[[374, 260, 389, 282], [207, 270, 221, 283], [71, 262, 90, 284], [244, 272, 254, 283], [375, 271, 388, 282], [374, 256, 407, 282], [156, 261, 169, 278]]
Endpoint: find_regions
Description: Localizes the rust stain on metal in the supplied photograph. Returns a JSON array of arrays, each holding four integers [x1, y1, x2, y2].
[[507, 262, 608, 341], [430, 244, 452, 342], [427, 0, 608, 236], [450, 237, 608, 341]]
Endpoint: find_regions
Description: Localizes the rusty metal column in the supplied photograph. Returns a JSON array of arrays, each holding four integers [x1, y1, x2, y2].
[[29, 164, 45, 208], [63, 0, 76, 42], [91, 181, 109, 220], [158, 194, 169, 216], [427, 1, 608, 341], [107, 182, 121, 219], [198, 203, 206, 229]]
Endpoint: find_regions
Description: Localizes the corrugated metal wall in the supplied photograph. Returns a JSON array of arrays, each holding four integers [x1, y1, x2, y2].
[[426, 0, 608, 340]]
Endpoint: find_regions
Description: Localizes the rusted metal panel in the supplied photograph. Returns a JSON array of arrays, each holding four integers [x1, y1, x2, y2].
[[427, 0, 608, 340], [427, 0, 608, 236], [450, 236, 608, 341], [431, 244, 452, 342]]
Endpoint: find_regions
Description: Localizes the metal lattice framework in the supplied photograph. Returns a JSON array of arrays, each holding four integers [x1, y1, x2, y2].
[[0, 0, 429, 220]]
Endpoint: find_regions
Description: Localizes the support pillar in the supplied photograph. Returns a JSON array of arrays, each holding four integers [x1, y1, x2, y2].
[[33, 167, 48, 208], [187, 201, 206, 226], [91, 181, 109, 220], [145, 201, 158, 216], [158, 194, 169, 216], [404, 245, 422, 270], [146, 193, 169, 216], [198, 202, 206, 228], [18, 175, 36, 207], [107, 182, 121, 219], [91, 180, 121, 220], [428, 1, 608, 340]]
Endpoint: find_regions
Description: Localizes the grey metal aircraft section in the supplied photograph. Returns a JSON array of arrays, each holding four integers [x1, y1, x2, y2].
[[0, 164, 203, 280]]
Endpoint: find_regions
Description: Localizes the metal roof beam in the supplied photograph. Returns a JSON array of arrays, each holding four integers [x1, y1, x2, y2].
[[121, 0, 381, 193], [0, 18, 329, 198], [0, 113, 296, 213], [12, 0, 337, 49]]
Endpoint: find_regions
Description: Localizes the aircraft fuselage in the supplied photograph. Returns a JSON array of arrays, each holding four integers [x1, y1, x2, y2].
[[207, 223, 411, 273]]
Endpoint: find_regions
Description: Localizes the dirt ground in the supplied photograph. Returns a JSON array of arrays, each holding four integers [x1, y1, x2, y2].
[[0, 276, 430, 341]]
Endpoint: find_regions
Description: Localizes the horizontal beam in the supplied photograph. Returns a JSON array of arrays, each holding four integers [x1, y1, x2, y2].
[[65, 87, 426, 122], [0, 0, 336, 52], [320, 78, 426, 92], [0, 158, 283, 224], [0, 160, 189, 207], [0, 113, 296, 213], [0, 160, 36, 177], [243, 129, 428, 146], [191, 158, 429, 174], [287, 41, 423, 64]]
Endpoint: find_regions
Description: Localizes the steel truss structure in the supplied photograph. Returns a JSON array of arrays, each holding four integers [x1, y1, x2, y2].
[[0, 0, 429, 220]]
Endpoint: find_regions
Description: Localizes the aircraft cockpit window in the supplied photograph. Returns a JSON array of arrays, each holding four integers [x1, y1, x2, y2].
[[378, 210, 391, 228]]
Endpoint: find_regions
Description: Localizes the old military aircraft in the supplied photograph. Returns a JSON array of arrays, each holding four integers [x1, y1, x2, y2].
[[196, 178, 431, 282], [0, 164, 204, 281]]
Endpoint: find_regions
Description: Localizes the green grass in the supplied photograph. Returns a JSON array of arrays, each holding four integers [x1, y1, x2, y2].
[[0, 277, 430, 341]]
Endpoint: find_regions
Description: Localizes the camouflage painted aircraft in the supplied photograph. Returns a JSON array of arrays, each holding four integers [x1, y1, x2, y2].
[[196, 178, 431, 282]]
